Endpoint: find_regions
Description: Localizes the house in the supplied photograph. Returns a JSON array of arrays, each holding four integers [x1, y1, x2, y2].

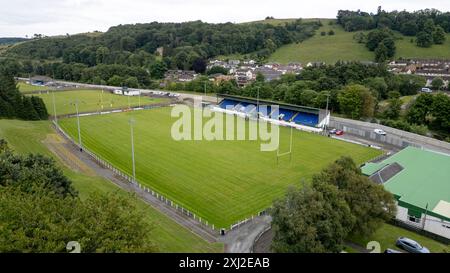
[[254, 67, 283, 82], [234, 69, 253, 87], [164, 70, 197, 82], [306, 61, 325, 68], [209, 74, 234, 84], [362, 147, 450, 240], [388, 59, 450, 80]]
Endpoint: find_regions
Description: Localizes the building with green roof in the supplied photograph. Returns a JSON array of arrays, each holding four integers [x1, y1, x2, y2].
[[362, 146, 450, 239]]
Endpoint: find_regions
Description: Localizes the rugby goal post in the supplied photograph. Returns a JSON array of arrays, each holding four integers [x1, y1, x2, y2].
[[276, 126, 293, 165]]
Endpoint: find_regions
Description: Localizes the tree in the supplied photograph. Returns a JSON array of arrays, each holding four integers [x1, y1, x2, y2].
[[366, 29, 392, 51], [0, 146, 77, 198], [381, 37, 396, 58], [364, 77, 388, 99], [416, 31, 433, 48], [255, 72, 265, 82], [0, 186, 157, 253], [312, 157, 396, 236], [206, 66, 228, 75], [430, 93, 450, 132], [338, 84, 375, 119], [431, 77, 444, 91], [384, 97, 402, 120], [271, 183, 353, 253], [149, 60, 168, 79], [0, 144, 157, 253], [107, 75, 124, 87], [328, 30, 335, 35], [433, 26, 446, 44], [192, 58, 207, 74], [374, 42, 388, 62], [406, 93, 434, 125], [397, 75, 425, 96], [124, 76, 139, 88]]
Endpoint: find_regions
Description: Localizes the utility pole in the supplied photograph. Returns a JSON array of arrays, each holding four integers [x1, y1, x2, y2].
[[256, 86, 260, 120], [422, 203, 428, 230], [52, 91, 57, 125], [74, 99, 82, 151], [129, 118, 136, 183], [138, 90, 141, 108], [325, 92, 330, 131]]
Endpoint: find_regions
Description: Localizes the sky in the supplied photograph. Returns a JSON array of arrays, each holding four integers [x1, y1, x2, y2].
[[1, 0, 450, 37]]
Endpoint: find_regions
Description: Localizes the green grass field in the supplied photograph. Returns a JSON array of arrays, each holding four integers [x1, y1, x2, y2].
[[18, 82, 50, 92], [268, 19, 450, 64], [28, 90, 169, 115], [59, 107, 381, 228], [0, 119, 222, 253], [395, 32, 450, 59], [268, 19, 374, 64]]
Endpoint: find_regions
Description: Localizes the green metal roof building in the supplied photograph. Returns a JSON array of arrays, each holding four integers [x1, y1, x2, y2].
[[362, 146, 450, 239]]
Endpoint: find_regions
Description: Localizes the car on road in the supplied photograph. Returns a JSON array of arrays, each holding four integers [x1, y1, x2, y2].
[[421, 87, 432, 93], [329, 129, 344, 135], [374, 129, 386, 136], [395, 237, 430, 253], [384, 248, 402, 253]]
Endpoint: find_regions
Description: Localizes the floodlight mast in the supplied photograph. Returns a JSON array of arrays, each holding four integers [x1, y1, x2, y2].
[[74, 100, 82, 151], [129, 118, 136, 184], [52, 91, 57, 125]]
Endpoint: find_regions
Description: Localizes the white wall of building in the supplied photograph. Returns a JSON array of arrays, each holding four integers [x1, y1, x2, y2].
[[396, 205, 450, 239]]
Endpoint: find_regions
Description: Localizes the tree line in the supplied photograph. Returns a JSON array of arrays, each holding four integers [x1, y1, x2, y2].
[[0, 69, 48, 120], [0, 140, 156, 252], [5, 19, 320, 72]]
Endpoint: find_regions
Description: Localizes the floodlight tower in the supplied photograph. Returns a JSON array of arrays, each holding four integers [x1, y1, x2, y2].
[[52, 91, 57, 125], [74, 99, 82, 151], [256, 86, 260, 120], [324, 92, 330, 131], [67, 99, 84, 151], [129, 118, 136, 184]]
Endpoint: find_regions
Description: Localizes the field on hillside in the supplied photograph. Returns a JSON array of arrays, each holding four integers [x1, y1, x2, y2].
[[268, 19, 450, 64], [268, 19, 374, 64], [28, 89, 169, 115], [0, 119, 222, 253], [395, 33, 450, 59], [59, 107, 381, 228]]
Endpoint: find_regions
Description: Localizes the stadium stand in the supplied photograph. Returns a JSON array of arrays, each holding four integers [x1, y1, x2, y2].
[[293, 112, 319, 126], [218, 97, 321, 127]]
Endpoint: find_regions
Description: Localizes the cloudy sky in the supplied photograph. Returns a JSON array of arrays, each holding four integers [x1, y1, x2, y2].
[[1, 0, 450, 37]]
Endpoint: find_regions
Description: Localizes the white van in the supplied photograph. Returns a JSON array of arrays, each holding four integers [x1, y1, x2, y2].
[[421, 87, 432, 93]]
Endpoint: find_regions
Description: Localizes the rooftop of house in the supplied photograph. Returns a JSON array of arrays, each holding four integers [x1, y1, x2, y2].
[[362, 146, 450, 220]]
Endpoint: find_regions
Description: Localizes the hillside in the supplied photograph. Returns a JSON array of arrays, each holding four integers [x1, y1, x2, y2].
[[268, 19, 373, 64], [268, 19, 450, 64]]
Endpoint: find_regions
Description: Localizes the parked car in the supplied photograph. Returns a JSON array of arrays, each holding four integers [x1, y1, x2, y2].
[[395, 237, 430, 253], [374, 129, 386, 136], [384, 248, 402, 253], [335, 130, 344, 136], [329, 129, 337, 134], [421, 87, 432, 93]]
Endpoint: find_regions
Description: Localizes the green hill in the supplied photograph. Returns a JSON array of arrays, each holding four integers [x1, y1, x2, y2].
[[268, 19, 373, 64], [268, 19, 450, 64]]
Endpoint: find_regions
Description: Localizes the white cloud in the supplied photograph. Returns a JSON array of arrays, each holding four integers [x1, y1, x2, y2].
[[0, 0, 449, 37]]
